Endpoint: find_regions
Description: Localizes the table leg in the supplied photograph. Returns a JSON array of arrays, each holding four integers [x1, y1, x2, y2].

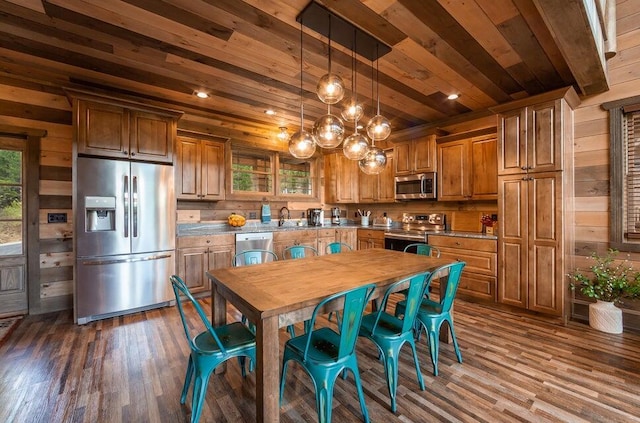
[[211, 285, 228, 372], [438, 274, 451, 344], [256, 315, 280, 423]]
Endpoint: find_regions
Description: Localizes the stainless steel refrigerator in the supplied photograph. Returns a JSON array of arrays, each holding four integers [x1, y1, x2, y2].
[[75, 157, 175, 324]]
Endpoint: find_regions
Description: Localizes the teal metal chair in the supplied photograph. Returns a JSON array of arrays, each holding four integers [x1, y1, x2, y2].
[[395, 261, 466, 376], [358, 272, 431, 412], [326, 241, 353, 254], [282, 245, 318, 337], [324, 242, 353, 325], [231, 249, 278, 332], [170, 275, 256, 423], [403, 243, 441, 257], [283, 245, 318, 259], [280, 283, 376, 423], [232, 249, 278, 267]]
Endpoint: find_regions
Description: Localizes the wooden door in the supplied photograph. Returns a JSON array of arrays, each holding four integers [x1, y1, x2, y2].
[[437, 139, 471, 201], [175, 137, 200, 200], [413, 135, 437, 173], [471, 136, 498, 199], [527, 172, 563, 315], [201, 141, 225, 200], [129, 110, 174, 163], [76, 100, 129, 158], [177, 247, 210, 294], [0, 138, 27, 315], [527, 100, 562, 173], [393, 141, 411, 175], [497, 108, 527, 176], [497, 175, 528, 309]]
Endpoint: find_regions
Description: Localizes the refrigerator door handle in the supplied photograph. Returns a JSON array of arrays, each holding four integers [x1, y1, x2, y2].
[[132, 175, 138, 238], [123, 175, 129, 238], [80, 253, 173, 266]]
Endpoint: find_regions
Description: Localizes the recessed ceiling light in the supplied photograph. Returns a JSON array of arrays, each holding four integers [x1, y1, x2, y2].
[[265, 109, 276, 115], [447, 93, 459, 100], [195, 91, 209, 99]]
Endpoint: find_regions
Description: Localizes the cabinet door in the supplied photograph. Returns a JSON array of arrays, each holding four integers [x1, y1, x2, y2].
[[337, 228, 357, 250], [527, 100, 562, 173], [176, 137, 201, 200], [129, 110, 174, 163], [437, 139, 471, 201], [497, 176, 528, 309], [471, 136, 498, 199], [77, 100, 129, 158], [325, 153, 359, 203], [394, 141, 412, 175], [201, 141, 225, 200], [378, 153, 395, 202], [209, 244, 234, 272], [177, 247, 210, 294], [413, 135, 437, 173], [358, 171, 376, 203], [527, 172, 563, 315], [498, 108, 526, 175]]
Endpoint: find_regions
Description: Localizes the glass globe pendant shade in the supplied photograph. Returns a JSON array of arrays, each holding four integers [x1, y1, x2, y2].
[[288, 130, 316, 159], [341, 98, 364, 122], [316, 73, 345, 104], [366, 114, 392, 141], [359, 145, 387, 175], [312, 113, 345, 148], [342, 131, 369, 160]]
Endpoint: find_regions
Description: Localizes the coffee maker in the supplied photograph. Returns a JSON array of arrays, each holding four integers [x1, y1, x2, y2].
[[307, 208, 323, 226], [331, 207, 341, 225]]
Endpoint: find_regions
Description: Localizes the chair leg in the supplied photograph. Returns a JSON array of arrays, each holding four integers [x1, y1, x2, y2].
[[448, 316, 463, 364], [349, 364, 370, 423], [311, 371, 335, 423], [181, 355, 194, 404], [191, 372, 212, 423], [287, 325, 296, 338], [425, 320, 442, 376], [408, 338, 426, 391], [380, 345, 400, 413], [279, 357, 290, 406]]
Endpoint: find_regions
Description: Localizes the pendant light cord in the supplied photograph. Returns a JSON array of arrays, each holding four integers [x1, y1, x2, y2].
[[299, 20, 304, 130], [376, 44, 381, 115]]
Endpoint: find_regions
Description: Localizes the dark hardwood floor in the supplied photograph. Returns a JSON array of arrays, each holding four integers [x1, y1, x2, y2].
[[1, 297, 639, 423]]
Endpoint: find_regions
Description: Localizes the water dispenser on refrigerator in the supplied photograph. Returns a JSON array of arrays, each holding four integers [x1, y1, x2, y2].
[[85, 196, 116, 232]]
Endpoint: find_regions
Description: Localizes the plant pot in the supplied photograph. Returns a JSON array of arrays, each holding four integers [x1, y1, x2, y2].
[[589, 300, 623, 334]]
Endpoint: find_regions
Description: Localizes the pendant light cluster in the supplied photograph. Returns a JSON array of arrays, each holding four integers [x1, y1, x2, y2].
[[289, 5, 391, 174]]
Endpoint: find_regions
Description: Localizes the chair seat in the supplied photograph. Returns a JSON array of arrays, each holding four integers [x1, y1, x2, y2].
[[396, 298, 443, 316], [193, 322, 256, 354], [360, 312, 403, 338], [286, 327, 342, 362]]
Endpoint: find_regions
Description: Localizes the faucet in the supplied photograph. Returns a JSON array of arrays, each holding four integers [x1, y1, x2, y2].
[[279, 206, 290, 227]]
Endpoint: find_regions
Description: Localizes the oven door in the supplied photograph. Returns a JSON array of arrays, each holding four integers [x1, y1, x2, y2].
[[384, 232, 427, 251]]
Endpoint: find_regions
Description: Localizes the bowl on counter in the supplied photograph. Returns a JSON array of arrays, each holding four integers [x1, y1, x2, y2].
[[228, 213, 246, 228]]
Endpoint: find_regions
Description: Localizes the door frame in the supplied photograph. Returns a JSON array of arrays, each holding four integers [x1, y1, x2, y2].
[[0, 124, 45, 316]]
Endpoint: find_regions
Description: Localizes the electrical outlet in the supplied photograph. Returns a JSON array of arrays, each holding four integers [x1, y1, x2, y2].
[[249, 212, 256, 219], [47, 213, 67, 223]]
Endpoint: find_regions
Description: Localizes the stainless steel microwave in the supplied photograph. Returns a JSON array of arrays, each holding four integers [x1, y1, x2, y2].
[[395, 172, 436, 200]]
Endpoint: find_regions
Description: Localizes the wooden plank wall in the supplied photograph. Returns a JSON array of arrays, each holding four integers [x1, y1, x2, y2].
[[0, 81, 74, 314], [571, 0, 640, 328]]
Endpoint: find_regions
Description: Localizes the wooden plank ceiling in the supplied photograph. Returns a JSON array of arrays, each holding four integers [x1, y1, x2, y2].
[[0, 0, 608, 142]]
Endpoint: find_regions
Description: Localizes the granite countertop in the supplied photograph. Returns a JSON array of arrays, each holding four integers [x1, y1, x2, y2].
[[177, 221, 497, 240]]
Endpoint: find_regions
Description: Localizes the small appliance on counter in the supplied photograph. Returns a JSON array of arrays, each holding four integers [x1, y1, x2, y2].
[[307, 208, 323, 226], [331, 207, 341, 225], [373, 213, 393, 228], [261, 202, 271, 223]]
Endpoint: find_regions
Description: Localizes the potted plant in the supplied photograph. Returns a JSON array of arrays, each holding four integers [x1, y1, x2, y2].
[[569, 249, 640, 333]]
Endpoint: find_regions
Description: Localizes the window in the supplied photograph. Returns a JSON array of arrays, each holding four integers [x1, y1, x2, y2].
[[605, 96, 640, 251], [230, 146, 317, 199], [232, 149, 273, 194], [279, 156, 312, 195], [0, 145, 23, 256]]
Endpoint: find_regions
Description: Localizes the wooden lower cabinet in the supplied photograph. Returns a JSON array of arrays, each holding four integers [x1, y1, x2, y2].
[[176, 234, 235, 295], [336, 228, 357, 251], [273, 230, 317, 259], [317, 228, 336, 255], [428, 235, 497, 302], [357, 229, 385, 250]]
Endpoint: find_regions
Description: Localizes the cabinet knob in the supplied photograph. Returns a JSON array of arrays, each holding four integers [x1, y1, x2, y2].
[[206, 240, 211, 244], [123, 151, 128, 155], [520, 166, 527, 170], [455, 242, 461, 246], [131, 152, 136, 156]]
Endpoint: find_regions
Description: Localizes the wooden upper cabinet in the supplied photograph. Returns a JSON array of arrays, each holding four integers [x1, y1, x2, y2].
[[71, 91, 181, 163], [437, 134, 497, 201], [359, 150, 395, 203], [176, 137, 225, 201], [498, 99, 562, 175], [394, 135, 436, 175], [325, 152, 359, 203]]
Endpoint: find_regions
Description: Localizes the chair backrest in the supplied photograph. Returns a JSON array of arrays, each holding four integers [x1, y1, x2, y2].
[[170, 275, 227, 354], [371, 272, 431, 334], [232, 249, 278, 267], [326, 242, 353, 254], [283, 245, 318, 259], [403, 243, 441, 258], [303, 283, 376, 362], [435, 261, 466, 312]]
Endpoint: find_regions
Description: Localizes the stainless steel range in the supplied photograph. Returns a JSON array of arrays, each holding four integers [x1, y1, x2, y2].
[[384, 213, 446, 251]]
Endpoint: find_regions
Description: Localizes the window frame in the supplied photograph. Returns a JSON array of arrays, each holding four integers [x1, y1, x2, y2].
[[227, 145, 319, 201], [604, 94, 640, 252]]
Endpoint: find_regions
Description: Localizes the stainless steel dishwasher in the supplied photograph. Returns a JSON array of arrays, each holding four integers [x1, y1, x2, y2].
[[235, 232, 274, 263]]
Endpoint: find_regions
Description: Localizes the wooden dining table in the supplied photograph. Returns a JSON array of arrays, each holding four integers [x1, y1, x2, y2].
[[206, 247, 452, 423]]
